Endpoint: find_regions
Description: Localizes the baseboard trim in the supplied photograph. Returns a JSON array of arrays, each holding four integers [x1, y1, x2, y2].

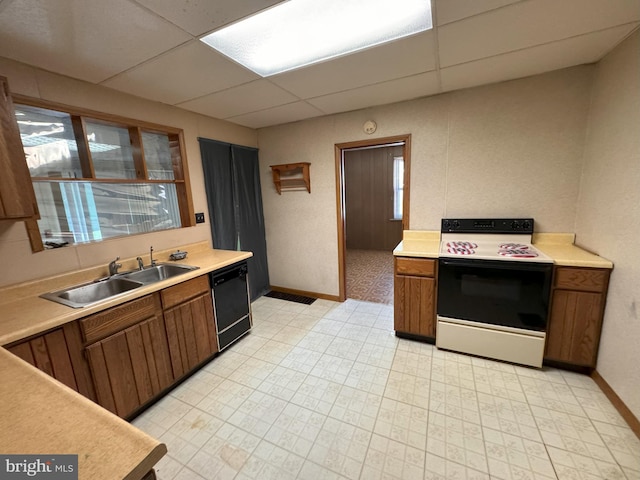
[[268, 285, 341, 303], [591, 370, 640, 440]]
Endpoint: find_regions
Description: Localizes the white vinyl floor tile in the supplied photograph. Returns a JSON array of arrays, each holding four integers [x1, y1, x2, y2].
[[135, 297, 640, 480]]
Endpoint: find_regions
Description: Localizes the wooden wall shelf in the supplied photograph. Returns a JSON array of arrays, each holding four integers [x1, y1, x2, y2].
[[270, 162, 311, 194]]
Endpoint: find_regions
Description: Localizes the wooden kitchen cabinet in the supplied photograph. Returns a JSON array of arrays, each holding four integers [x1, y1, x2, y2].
[[0, 76, 39, 220], [162, 276, 218, 379], [6, 274, 220, 419], [394, 257, 437, 339], [6, 322, 95, 400], [545, 266, 611, 369], [82, 293, 174, 418]]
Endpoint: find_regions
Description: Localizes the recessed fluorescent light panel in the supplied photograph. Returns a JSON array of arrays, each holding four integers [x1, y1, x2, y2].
[[201, 0, 432, 77]]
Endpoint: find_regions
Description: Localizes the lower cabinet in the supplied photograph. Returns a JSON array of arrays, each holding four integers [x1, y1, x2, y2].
[[82, 294, 174, 418], [162, 276, 218, 379], [394, 256, 437, 339], [6, 322, 96, 401], [6, 273, 249, 418], [545, 266, 611, 368]]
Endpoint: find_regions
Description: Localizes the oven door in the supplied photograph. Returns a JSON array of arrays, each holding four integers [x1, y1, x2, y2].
[[437, 258, 552, 332]]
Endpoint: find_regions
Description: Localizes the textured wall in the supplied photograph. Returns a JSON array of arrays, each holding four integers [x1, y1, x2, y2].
[[0, 56, 257, 287], [258, 66, 594, 296], [575, 30, 640, 418]]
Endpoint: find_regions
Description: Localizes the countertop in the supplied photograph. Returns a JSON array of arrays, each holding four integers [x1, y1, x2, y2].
[[392, 230, 440, 258], [393, 231, 613, 269], [0, 242, 252, 346], [533, 233, 614, 269], [0, 347, 166, 480]]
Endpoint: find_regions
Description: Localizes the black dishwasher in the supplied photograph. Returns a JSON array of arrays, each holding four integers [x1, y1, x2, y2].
[[210, 261, 252, 350]]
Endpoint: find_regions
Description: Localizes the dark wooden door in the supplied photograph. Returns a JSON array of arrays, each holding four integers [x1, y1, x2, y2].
[[344, 145, 403, 250]]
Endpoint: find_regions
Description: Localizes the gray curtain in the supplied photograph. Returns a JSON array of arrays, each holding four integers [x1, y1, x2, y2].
[[198, 138, 270, 300]]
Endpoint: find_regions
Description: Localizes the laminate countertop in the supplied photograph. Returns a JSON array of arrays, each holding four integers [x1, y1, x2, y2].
[[392, 231, 440, 258], [0, 242, 252, 346], [392, 231, 613, 269], [0, 347, 166, 480]]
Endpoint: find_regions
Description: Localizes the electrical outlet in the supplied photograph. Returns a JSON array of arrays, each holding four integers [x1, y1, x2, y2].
[[195, 212, 205, 224]]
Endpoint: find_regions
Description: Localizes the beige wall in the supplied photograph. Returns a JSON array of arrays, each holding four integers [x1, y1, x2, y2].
[[0, 56, 257, 287], [575, 31, 640, 418], [258, 66, 594, 296]]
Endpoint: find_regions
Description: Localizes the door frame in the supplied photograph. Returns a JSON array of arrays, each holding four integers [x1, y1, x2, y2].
[[334, 134, 411, 301]]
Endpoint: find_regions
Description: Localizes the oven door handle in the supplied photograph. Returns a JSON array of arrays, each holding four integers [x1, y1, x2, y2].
[[439, 258, 552, 272]]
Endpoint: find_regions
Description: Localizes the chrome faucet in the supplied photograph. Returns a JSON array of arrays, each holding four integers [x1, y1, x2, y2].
[[150, 246, 156, 267], [136, 256, 145, 270], [108, 256, 122, 276]]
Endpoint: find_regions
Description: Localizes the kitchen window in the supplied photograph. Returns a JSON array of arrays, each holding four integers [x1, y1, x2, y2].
[[15, 102, 193, 248]]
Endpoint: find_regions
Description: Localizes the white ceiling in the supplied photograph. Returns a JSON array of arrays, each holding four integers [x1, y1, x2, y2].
[[0, 0, 638, 129]]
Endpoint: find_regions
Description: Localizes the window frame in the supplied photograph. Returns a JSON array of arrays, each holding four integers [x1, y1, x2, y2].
[[13, 95, 195, 252]]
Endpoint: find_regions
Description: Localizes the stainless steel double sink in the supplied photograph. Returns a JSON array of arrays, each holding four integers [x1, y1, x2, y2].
[[41, 263, 199, 308]]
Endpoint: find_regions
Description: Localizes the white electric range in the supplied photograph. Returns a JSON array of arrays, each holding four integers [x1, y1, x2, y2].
[[436, 218, 553, 368]]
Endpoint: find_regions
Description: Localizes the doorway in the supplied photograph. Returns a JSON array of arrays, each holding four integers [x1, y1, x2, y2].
[[335, 134, 411, 302]]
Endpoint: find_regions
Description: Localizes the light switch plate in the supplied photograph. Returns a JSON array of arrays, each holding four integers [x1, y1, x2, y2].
[[195, 212, 205, 224]]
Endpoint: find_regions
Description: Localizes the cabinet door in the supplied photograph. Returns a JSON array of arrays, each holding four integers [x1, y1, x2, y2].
[[7, 322, 95, 400], [394, 274, 436, 337], [86, 314, 173, 418], [0, 76, 38, 219], [545, 289, 604, 367], [164, 292, 218, 379]]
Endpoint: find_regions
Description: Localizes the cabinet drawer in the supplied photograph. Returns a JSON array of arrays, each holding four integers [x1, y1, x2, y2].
[[161, 275, 210, 310], [554, 267, 609, 293], [80, 294, 161, 344], [395, 257, 436, 277]]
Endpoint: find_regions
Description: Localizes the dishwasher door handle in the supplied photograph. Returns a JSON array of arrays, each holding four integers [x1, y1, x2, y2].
[[212, 264, 248, 287]]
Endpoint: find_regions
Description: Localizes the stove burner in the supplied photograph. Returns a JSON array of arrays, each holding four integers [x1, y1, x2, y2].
[[447, 241, 478, 249], [447, 246, 475, 255], [498, 249, 538, 258], [499, 243, 529, 250]]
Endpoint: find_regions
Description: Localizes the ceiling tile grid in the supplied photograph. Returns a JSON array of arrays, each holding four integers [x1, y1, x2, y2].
[[0, 0, 638, 128]]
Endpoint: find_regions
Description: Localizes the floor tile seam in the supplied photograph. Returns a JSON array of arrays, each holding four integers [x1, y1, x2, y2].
[[478, 429, 559, 479], [421, 344, 436, 477], [350, 337, 409, 478], [151, 396, 198, 434], [540, 441, 633, 479], [513, 364, 584, 455], [422, 451, 493, 479], [544, 420, 638, 473], [173, 464, 205, 480], [432, 355, 501, 479], [523, 385, 623, 458]]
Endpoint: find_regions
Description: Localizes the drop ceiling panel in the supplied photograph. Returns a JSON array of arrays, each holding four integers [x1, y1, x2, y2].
[[177, 80, 298, 119], [228, 101, 324, 129], [435, 0, 522, 26], [0, 0, 192, 84], [102, 41, 259, 105], [440, 24, 639, 92], [438, 0, 640, 67], [309, 72, 440, 115], [270, 31, 436, 99], [1, 0, 638, 129], [134, 0, 284, 36]]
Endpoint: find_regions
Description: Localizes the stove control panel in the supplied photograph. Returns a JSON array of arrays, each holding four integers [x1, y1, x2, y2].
[[441, 218, 534, 234]]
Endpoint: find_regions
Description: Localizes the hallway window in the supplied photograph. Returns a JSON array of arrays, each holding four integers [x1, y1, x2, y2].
[[393, 156, 404, 220]]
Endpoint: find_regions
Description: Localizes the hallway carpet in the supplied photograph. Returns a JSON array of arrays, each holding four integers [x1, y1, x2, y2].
[[346, 249, 394, 305]]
